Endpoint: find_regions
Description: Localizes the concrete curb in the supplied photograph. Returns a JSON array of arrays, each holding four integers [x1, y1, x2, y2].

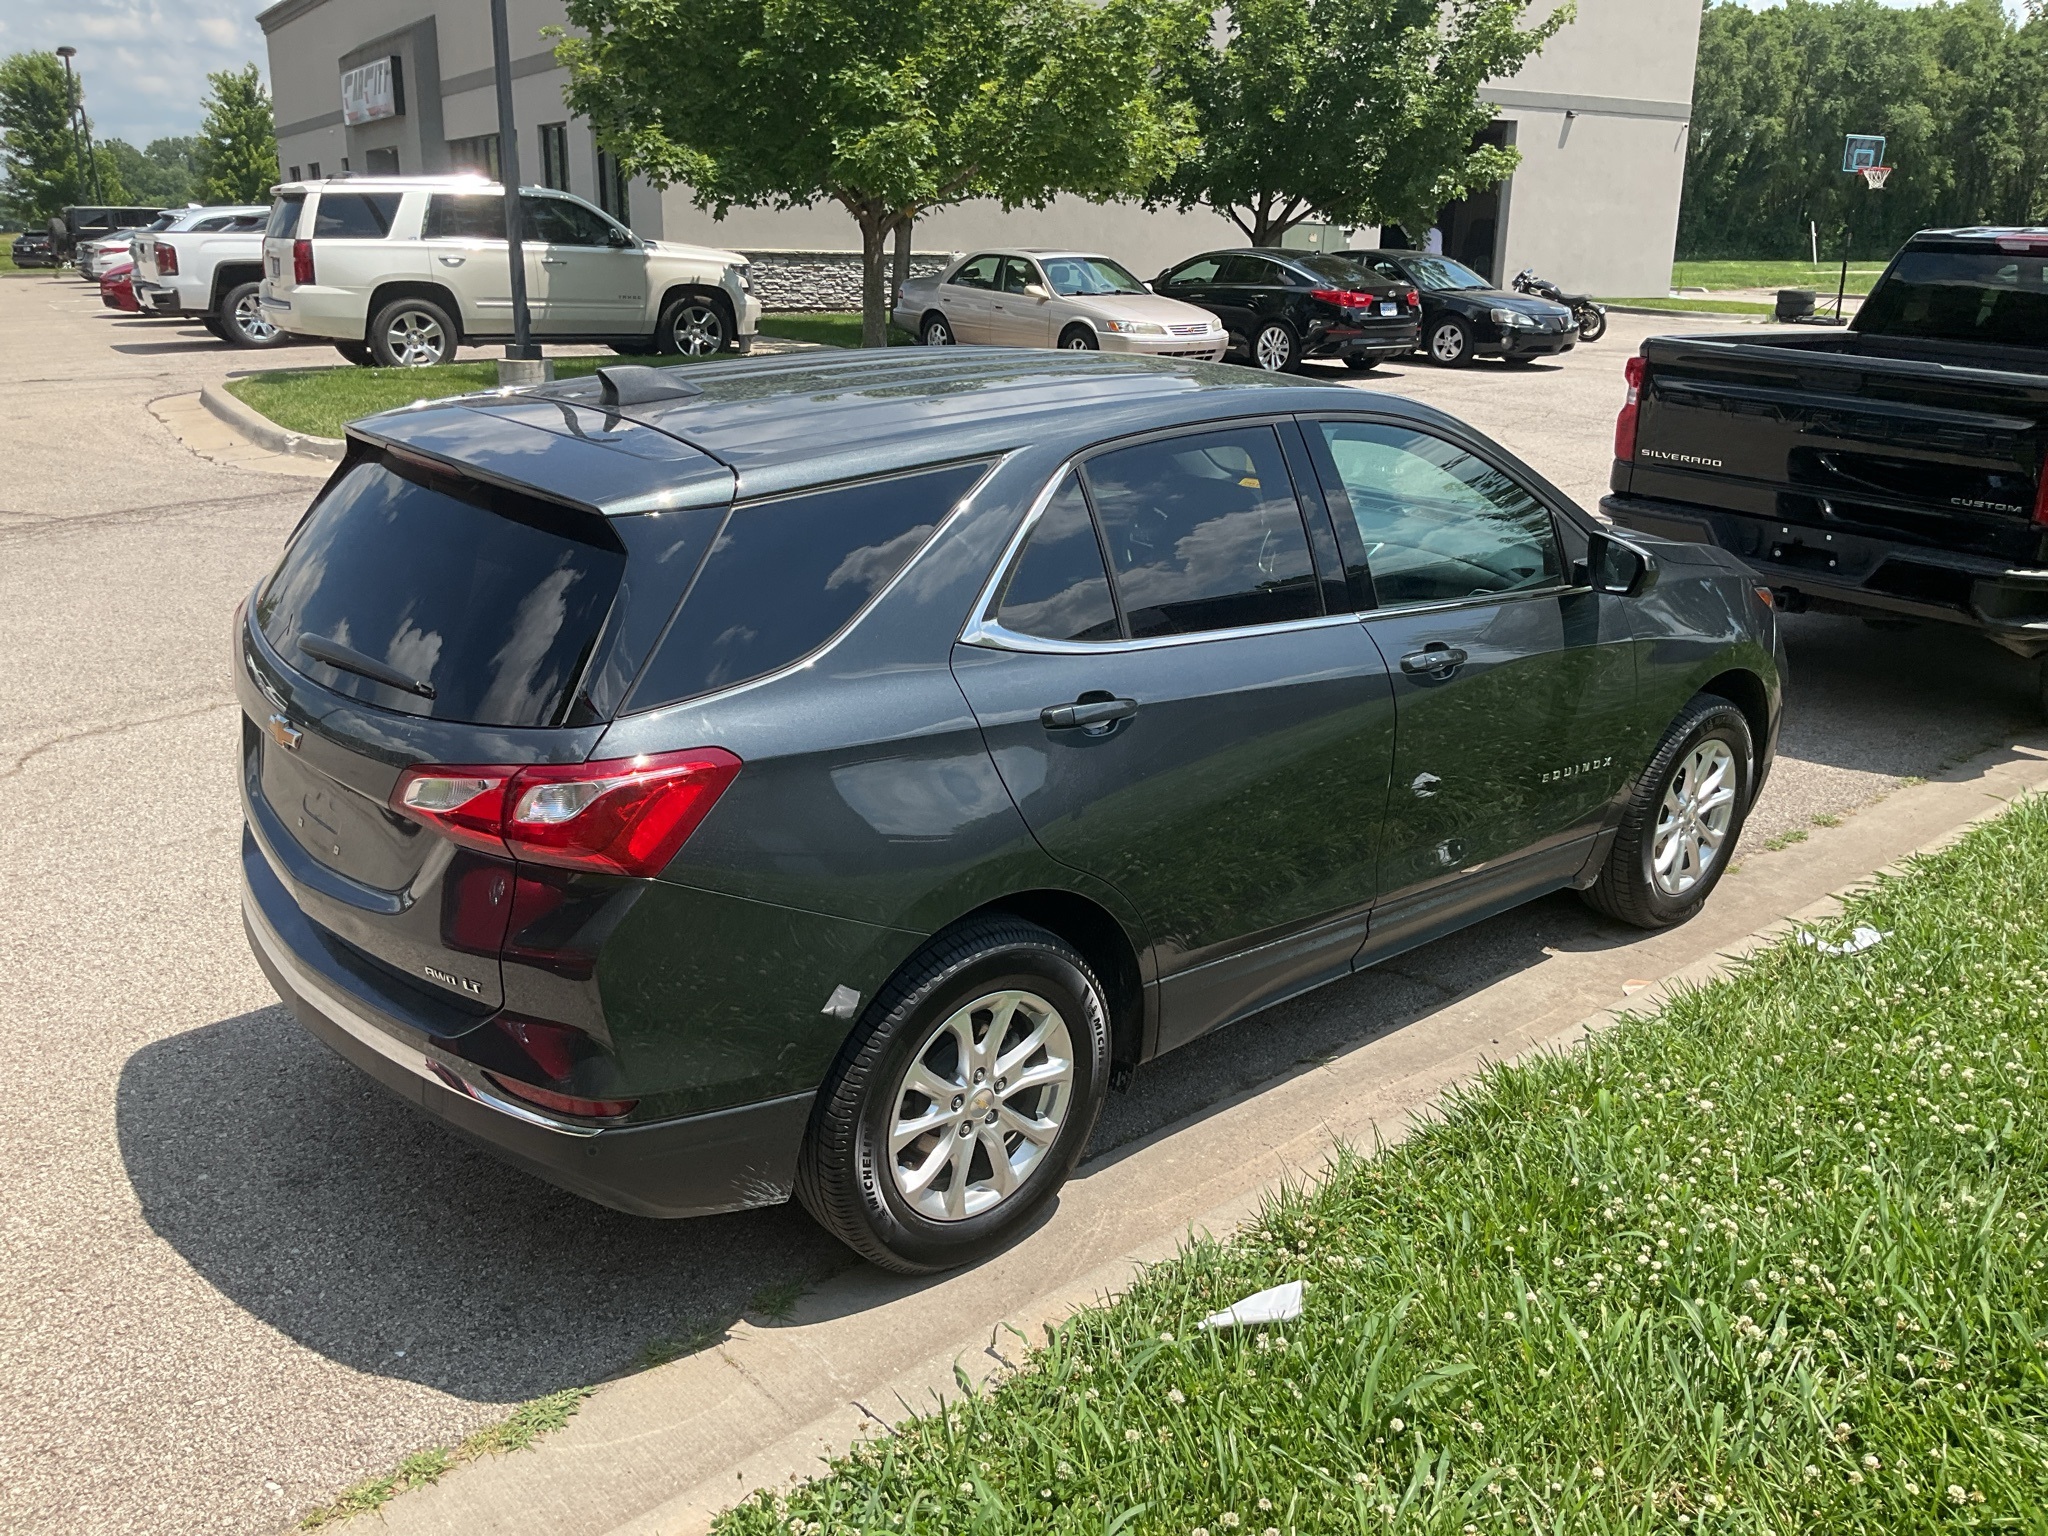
[[1601, 303, 1773, 321], [368, 736, 2048, 1536], [199, 383, 345, 462]]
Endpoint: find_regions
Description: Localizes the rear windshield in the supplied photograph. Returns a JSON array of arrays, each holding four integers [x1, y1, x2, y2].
[[265, 195, 304, 239], [1296, 254, 1378, 285], [1857, 249, 2048, 347], [626, 461, 991, 711], [313, 192, 401, 239], [258, 457, 626, 727]]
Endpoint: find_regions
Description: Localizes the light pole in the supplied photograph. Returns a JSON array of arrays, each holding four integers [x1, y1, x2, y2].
[[489, 0, 541, 377], [53, 47, 98, 209]]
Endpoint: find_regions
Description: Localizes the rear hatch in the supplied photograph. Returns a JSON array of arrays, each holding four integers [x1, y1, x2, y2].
[[238, 419, 729, 1029]]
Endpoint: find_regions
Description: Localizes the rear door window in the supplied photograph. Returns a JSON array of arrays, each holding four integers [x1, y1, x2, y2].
[[424, 194, 505, 240], [626, 461, 993, 711], [258, 457, 626, 727], [1081, 426, 1320, 638], [264, 195, 305, 239], [949, 255, 1000, 290], [992, 473, 1120, 643], [313, 192, 402, 239]]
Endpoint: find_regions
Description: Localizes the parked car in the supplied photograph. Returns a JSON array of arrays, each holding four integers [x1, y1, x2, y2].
[[1604, 225, 2048, 707], [132, 205, 280, 346], [238, 349, 1781, 1272], [11, 231, 58, 268], [894, 249, 1226, 358], [258, 176, 761, 366], [98, 260, 138, 313], [1150, 249, 1420, 372], [1339, 250, 1578, 367], [75, 211, 177, 280]]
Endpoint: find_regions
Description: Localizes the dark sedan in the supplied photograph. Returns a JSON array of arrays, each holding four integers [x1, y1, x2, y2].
[[240, 350, 1780, 1273], [1340, 250, 1578, 367], [10, 231, 58, 269], [1152, 249, 1420, 372]]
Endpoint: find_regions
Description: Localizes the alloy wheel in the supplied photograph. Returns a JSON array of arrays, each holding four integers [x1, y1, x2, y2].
[[1652, 740, 1737, 896], [385, 310, 447, 367], [234, 291, 277, 343], [1254, 324, 1292, 371], [669, 304, 726, 357], [1431, 322, 1466, 363], [887, 988, 1074, 1222], [922, 317, 953, 346]]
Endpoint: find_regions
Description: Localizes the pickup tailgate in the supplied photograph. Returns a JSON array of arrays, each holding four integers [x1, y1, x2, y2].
[[1624, 334, 2048, 565]]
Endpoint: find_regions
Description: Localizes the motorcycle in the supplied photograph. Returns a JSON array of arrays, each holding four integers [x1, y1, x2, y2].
[[1512, 268, 1606, 343]]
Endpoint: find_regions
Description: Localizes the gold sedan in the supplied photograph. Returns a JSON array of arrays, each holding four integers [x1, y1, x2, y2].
[[894, 249, 1228, 360]]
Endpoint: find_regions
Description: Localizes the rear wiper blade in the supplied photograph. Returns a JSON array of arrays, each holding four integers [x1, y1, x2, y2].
[[297, 634, 436, 700]]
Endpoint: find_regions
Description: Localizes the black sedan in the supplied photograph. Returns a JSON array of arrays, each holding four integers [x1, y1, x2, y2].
[[1152, 249, 1419, 372], [1339, 250, 1578, 367], [10, 232, 58, 269]]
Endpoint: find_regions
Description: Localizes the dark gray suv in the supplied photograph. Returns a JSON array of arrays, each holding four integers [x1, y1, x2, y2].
[[239, 351, 1781, 1272]]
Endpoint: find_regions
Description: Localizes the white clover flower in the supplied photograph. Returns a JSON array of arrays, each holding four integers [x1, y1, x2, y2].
[[1389, 1418, 1405, 1432], [1166, 1389, 1185, 1406]]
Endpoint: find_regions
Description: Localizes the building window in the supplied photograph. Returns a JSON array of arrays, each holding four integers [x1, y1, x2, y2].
[[306, 160, 322, 179], [287, 165, 301, 181], [539, 123, 570, 192], [340, 156, 351, 172], [447, 134, 501, 179], [365, 146, 399, 175], [596, 149, 630, 224]]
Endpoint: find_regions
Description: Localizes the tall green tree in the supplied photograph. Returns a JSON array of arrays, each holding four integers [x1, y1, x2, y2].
[[195, 64, 278, 204], [105, 136, 199, 207], [1151, 0, 1572, 246], [0, 51, 96, 225], [557, 0, 1202, 345]]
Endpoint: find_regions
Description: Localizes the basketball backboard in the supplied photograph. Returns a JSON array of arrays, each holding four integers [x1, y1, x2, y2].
[[1843, 134, 1886, 172]]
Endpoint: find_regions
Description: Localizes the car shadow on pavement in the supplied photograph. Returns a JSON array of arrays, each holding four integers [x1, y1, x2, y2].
[[116, 891, 1625, 1403]]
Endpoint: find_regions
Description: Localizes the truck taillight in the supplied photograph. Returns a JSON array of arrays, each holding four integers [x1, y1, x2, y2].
[[155, 243, 178, 276], [1614, 355, 1646, 463], [392, 748, 743, 877], [292, 239, 315, 285], [2035, 463, 2048, 528]]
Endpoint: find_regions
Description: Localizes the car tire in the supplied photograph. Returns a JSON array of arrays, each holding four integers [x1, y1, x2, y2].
[[218, 281, 285, 348], [795, 916, 1111, 1274], [333, 340, 375, 367], [369, 296, 458, 368], [1250, 320, 1300, 373], [201, 317, 229, 341], [1427, 316, 1475, 366], [1058, 324, 1099, 351], [1581, 695, 1755, 929], [1344, 355, 1380, 372], [1577, 307, 1608, 343], [920, 312, 955, 346], [656, 293, 731, 357]]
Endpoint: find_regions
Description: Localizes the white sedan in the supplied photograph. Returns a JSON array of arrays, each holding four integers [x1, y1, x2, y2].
[[895, 249, 1227, 359]]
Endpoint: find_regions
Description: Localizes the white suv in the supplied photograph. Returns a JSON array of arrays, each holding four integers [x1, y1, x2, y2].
[[258, 176, 761, 367]]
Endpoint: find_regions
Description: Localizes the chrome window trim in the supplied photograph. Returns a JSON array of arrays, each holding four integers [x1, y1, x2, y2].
[[1352, 581, 1588, 621]]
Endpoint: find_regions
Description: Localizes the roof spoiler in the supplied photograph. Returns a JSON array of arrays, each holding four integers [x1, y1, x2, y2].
[[595, 364, 703, 407]]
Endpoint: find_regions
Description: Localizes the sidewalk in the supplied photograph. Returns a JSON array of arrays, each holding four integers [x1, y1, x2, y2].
[[367, 735, 2048, 1536]]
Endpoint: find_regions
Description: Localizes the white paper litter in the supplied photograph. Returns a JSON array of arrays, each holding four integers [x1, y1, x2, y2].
[[1197, 1280, 1303, 1331], [1797, 924, 1885, 957]]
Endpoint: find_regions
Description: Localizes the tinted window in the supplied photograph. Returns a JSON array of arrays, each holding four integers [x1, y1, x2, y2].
[[265, 195, 304, 239], [627, 461, 991, 710], [950, 254, 1000, 290], [1082, 427, 1319, 638], [313, 192, 401, 239], [1398, 255, 1490, 291], [999, 256, 1041, 294], [524, 194, 617, 247], [1164, 256, 1221, 286], [193, 216, 233, 232], [1298, 254, 1378, 285], [257, 458, 625, 727], [1315, 421, 1560, 607], [993, 474, 1119, 642], [1857, 249, 2048, 347], [1217, 254, 1276, 284], [424, 193, 505, 240]]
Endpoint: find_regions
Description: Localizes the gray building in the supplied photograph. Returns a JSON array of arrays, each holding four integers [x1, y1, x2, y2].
[[258, 0, 1702, 303]]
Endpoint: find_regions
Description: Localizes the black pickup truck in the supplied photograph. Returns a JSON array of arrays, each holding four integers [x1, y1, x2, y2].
[[1604, 227, 2048, 702]]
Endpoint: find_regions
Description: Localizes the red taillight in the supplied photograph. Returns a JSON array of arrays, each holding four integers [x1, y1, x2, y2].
[[156, 243, 178, 276], [292, 238, 315, 285], [2034, 462, 2048, 528], [1310, 288, 1384, 310], [391, 748, 742, 877], [1405, 288, 1420, 310], [485, 1073, 637, 1120], [1614, 354, 1646, 463]]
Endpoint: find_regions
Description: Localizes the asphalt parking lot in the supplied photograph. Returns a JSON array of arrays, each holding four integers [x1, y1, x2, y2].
[[1, 274, 2039, 1535]]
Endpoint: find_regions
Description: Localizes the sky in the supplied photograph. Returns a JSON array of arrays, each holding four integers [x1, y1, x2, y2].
[[0, 1, 268, 149], [0, 0, 2026, 150]]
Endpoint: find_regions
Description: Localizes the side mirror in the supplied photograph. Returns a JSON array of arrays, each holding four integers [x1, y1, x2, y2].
[[1580, 530, 1656, 597], [608, 226, 635, 248], [1024, 282, 1050, 301], [1142, 280, 1154, 292]]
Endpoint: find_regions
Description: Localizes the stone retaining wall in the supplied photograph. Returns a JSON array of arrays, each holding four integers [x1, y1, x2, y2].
[[740, 250, 951, 312]]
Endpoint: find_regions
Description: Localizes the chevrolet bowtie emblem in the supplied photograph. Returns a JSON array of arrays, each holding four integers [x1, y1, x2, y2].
[[265, 713, 302, 750]]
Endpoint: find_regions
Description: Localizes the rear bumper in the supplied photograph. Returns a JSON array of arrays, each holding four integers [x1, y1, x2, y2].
[[1311, 322, 1419, 361], [260, 283, 365, 340], [242, 834, 813, 1219], [135, 281, 197, 316], [1603, 491, 2048, 653]]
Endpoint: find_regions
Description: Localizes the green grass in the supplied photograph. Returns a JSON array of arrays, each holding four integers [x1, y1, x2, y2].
[[223, 352, 718, 440], [297, 1387, 592, 1529], [760, 310, 912, 348], [1606, 296, 1779, 316], [716, 796, 2048, 1536], [1672, 261, 1887, 296]]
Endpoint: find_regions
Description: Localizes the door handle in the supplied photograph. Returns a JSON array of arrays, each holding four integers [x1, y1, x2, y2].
[[1399, 644, 1468, 677], [1040, 697, 1138, 730], [437, 255, 465, 266], [540, 257, 568, 266]]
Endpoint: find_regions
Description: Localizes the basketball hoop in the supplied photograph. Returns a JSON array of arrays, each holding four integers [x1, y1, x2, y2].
[[1859, 165, 1892, 191]]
